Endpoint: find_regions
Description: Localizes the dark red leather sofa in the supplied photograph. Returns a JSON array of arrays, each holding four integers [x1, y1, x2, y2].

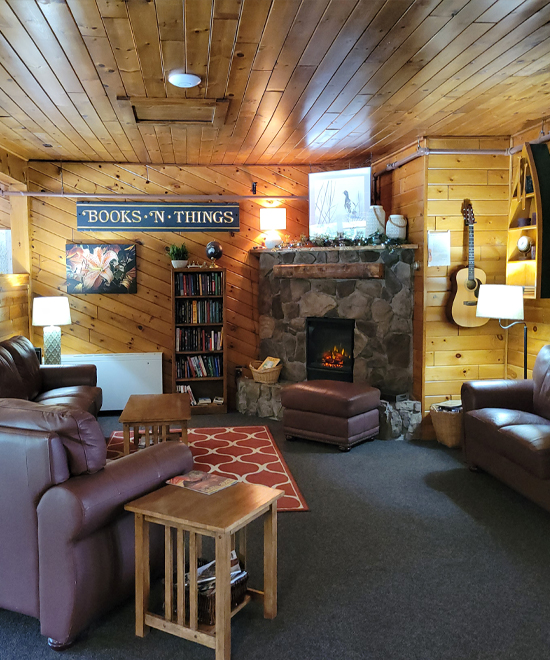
[[462, 344, 550, 513], [0, 335, 193, 649]]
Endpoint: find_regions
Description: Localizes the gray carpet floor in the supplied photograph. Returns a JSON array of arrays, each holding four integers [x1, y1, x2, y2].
[[2, 412, 550, 659]]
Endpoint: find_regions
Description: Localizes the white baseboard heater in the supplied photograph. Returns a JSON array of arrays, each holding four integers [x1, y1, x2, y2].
[[61, 352, 163, 411]]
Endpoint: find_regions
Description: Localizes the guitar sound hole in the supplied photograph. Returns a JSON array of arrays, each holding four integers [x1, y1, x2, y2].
[[466, 279, 477, 290]]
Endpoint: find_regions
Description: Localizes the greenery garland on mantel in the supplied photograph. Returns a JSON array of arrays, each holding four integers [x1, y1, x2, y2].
[[252, 232, 417, 254]]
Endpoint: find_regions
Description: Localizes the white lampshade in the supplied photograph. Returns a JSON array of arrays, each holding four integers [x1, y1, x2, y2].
[[260, 207, 286, 231], [167, 70, 201, 88], [476, 284, 524, 320], [32, 296, 72, 327]]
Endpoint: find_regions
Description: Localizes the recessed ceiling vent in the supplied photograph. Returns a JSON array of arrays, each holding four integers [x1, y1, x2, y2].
[[120, 97, 229, 128]]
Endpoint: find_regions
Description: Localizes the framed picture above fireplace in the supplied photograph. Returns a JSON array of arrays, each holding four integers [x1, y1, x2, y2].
[[308, 167, 371, 239]]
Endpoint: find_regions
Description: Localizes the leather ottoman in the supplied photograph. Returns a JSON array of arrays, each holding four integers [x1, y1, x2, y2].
[[281, 380, 380, 451]]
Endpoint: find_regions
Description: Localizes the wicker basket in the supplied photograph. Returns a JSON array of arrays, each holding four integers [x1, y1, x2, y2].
[[249, 360, 283, 384], [430, 404, 464, 448], [185, 571, 249, 625]]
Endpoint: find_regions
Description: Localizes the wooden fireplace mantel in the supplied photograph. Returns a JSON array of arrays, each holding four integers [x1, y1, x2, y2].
[[273, 263, 385, 279]]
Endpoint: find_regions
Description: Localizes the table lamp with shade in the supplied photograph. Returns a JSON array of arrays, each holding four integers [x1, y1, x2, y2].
[[476, 284, 527, 379], [32, 296, 72, 365], [260, 207, 286, 249]]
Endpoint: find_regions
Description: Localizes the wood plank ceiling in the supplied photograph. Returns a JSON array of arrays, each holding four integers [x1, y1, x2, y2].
[[0, 0, 548, 166]]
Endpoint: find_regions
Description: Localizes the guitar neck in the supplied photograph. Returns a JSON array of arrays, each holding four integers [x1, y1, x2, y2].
[[468, 224, 475, 280]]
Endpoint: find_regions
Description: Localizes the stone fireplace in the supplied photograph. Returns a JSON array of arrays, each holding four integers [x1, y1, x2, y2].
[[257, 246, 415, 395]]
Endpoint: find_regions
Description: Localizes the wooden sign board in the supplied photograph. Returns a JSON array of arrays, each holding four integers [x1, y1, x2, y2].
[[76, 203, 240, 232]]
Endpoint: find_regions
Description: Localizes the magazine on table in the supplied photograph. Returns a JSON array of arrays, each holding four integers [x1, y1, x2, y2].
[[186, 551, 247, 595], [167, 470, 237, 495]]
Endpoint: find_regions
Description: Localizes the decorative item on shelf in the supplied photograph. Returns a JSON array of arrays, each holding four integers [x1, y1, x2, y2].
[[260, 207, 286, 249], [32, 296, 72, 365], [476, 284, 527, 379], [517, 216, 531, 227], [365, 205, 385, 235], [168, 243, 189, 268], [517, 235, 533, 257], [386, 214, 408, 240], [205, 240, 223, 267], [532, 212, 537, 226]]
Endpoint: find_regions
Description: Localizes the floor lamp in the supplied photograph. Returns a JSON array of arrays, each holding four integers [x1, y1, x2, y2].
[[32, 296, 72, 365], [476, 284, 527, 379]]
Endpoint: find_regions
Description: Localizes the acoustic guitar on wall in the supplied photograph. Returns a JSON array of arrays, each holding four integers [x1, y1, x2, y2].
[[448, 199, 488, 327]]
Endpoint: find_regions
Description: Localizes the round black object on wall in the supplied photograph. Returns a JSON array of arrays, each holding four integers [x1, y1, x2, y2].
[[206, 240, 223, 263]]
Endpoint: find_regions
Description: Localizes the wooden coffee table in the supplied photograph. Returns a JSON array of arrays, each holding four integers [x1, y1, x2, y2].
[[119, 393, 191, 456], [125, 482, 283, 660]]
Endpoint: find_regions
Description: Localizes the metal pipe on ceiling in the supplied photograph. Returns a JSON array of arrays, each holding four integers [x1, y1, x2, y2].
[[375, 133, 550, 176], [0, 192, 308, 200]]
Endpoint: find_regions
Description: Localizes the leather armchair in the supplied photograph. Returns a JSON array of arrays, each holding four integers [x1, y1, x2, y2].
[[0, 335, 195, 649], [0, 423, 193, 649]]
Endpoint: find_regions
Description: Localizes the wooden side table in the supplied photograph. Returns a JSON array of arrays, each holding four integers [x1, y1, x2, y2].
[[118, 393, 191, 455], [125, 482, 283, 660]]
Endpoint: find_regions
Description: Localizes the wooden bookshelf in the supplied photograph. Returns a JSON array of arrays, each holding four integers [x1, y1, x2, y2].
[[506, 143, 550, 298], [171, 266, 227, 414]]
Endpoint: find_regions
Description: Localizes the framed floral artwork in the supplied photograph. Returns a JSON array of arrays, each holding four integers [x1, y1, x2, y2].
[[66, 244, 137, 294]]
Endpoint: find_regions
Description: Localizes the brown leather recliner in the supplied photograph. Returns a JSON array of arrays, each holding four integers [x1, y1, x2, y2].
[[462, 344, 550, 513], [0, 335, 194, 649]]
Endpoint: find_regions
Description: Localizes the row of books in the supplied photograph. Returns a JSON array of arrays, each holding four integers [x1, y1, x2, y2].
[[175, 385, 224, 407], [174, 271, 223, 296], [176, 354, 223, 379], [175, 327, 223, 352], [175, 299, 223, 324]]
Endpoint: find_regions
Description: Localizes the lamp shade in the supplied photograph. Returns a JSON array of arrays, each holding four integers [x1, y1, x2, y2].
[[260, 207, 286, 231], [32, 296, 72, 327], [167, 70, 201, 88], [476, 284, 524, 320]]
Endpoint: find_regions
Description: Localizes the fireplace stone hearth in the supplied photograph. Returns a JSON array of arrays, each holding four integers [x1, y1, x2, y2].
[[257, 246, 415, 395]]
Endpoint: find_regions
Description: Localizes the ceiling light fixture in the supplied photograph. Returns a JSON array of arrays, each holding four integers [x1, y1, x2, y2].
[[167, 70, 201, 89]]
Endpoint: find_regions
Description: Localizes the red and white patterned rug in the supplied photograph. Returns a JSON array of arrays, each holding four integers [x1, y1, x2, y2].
[[107, 425, 308, 512]]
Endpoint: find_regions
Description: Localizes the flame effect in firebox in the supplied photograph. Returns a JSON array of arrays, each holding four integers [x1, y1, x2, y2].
[[321, 346, 347, 369]]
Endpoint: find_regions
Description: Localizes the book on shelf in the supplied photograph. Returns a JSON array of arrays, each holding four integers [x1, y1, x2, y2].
[[197, 397, 212, 405], [167, 470, 236, 495], [213, 396, 224, 405], [176, 384, 197, 405]]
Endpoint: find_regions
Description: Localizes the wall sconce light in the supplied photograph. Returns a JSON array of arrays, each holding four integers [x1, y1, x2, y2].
[[32, 296, 72, 365], [260, 207, 286, 249]]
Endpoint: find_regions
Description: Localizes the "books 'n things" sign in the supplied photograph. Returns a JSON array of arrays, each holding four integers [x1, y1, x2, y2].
[[76, 202, 240, 232]]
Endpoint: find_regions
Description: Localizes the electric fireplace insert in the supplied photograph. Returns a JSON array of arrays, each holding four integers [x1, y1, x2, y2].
[[306, 317, 354, 382]]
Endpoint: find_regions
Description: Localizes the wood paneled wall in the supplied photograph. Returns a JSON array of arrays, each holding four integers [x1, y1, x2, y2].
[[27, 163, 311, 406], [0, 274, 30, 340], [374, 138, 511, 437], [424, 138, 509, 426]]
